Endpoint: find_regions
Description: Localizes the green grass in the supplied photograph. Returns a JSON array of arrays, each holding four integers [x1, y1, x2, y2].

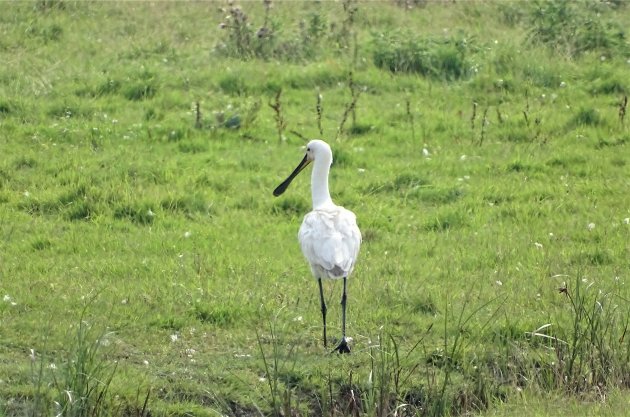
[[1, 1, 630, 416]]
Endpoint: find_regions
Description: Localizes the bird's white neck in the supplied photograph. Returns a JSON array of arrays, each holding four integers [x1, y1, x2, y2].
[[311, 155, 334, 210]]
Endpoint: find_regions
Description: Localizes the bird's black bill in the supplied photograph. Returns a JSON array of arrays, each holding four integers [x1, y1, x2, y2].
[[273, 154, 311, 196]]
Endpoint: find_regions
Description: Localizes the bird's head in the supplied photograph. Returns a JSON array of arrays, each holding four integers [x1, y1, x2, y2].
[[304, 139, 333, 165], [273, 139, 332, 197]]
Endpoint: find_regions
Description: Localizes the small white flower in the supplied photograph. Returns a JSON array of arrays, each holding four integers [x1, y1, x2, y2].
[[534, 242, 543, 250], [170, 334, 178, 342], [293, 316, 303, 322], [23, 191, 30, 198], [3, 295, 17, 306], [143, 360, 149, 366], [29, 349, 36, 361], [623, 218, 629, 225], [560, 81, 567, 88], [259, 377, 267, 382], [184, 231, 192, 238], [460, 155, 467, 161], [587, 222, 596, 231], [422, 148, 430, 157], [495, 280, 503, 286], [357, 168, 366, 173], [49, 363, 57, 370], [147, 209, 155, 217]]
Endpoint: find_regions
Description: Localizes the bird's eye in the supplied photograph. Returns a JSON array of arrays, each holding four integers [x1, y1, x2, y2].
[[307, 147, 311, 152]]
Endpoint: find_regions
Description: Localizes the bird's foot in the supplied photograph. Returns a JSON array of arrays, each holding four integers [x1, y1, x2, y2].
[[332, 338, 351, 354]]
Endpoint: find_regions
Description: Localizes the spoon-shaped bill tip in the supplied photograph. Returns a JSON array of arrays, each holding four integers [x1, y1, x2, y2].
[[273, 179, 291, 196]]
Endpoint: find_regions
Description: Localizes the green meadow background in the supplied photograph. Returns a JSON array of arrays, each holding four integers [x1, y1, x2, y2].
[[1, 1, 629, 416]]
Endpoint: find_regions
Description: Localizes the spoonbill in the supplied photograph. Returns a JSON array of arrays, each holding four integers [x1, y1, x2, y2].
[[273, 140, 361, 353]]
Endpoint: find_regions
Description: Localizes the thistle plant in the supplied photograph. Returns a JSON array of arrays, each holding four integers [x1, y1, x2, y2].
[[268, 88, 286, 143]]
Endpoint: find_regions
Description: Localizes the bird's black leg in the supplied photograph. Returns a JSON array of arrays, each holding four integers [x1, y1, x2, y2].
[[333, 276, 351, 354], [318, 278, 327, 348]]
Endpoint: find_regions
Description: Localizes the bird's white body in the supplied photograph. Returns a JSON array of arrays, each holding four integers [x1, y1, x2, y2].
[[297, 140, 361, 280], [299, 206, 361, 280]]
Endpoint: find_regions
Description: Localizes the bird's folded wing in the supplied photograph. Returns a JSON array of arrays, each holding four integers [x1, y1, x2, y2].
[[299, 208, 361, 277]]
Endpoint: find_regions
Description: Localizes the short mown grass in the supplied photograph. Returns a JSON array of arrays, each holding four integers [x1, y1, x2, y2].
[[1, 1, 630, 416]]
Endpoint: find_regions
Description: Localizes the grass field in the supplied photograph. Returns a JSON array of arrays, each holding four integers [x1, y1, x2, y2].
[[1, 1, 630, 416]]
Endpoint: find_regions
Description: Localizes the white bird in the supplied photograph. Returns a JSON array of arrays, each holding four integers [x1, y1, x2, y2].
[[273, 140, 361, 353]]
